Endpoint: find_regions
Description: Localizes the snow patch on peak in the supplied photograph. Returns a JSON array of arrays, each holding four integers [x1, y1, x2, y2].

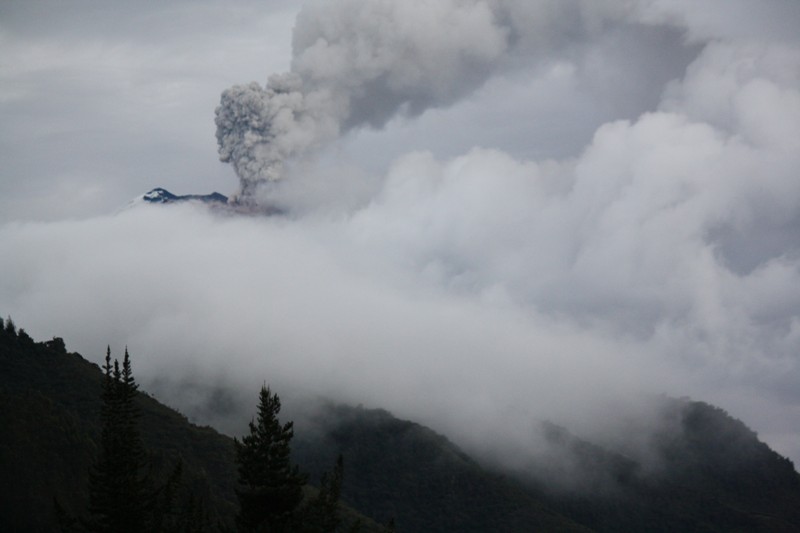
[[140, 188, 227, 205]]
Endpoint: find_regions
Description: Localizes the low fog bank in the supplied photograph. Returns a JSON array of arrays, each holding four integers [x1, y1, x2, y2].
[[1, 184, 798, 469]]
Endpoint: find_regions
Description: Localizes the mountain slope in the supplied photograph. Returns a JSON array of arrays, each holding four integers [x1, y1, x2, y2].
[[0, 322, 584, 532], [293, 404, 591, 532], [2, 320, 799, 532], [0, 325, 383, 532], [0, 327, 239, 531], [512, 401, 800, 532], [292, 399, 800, 533]]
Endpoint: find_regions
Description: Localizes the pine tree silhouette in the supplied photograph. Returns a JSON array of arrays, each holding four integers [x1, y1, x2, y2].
[[85, 347, 153, 532], [234, 385, 307, 532]]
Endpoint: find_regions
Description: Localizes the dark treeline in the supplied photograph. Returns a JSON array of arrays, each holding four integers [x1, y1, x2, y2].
[[3, 317, 800, 532], [56, 347, 211, 532], [55, 345, 384, 532], [0, 318, 389, 532]]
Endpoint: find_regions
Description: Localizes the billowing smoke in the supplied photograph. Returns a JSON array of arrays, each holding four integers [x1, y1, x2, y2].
[[215, 0, 660, 201], [215, 0, 508, 199], [215, 74, 340, 200]]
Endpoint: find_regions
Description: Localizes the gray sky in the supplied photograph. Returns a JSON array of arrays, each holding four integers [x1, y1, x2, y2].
[[2, 0, 800, 468]]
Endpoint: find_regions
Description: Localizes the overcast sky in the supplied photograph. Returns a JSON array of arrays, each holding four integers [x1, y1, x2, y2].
[[2, 0, 800, 468]]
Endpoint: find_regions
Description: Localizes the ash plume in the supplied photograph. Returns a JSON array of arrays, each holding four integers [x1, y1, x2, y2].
[[215, 0, 651, 202], [215, 74, 342, 202]]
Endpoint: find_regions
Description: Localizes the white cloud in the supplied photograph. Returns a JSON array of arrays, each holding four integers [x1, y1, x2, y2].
[[1, 0, 799, 469]]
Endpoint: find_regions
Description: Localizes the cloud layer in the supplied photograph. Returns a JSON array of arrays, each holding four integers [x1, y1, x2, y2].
[[2, 0, 800, 468]]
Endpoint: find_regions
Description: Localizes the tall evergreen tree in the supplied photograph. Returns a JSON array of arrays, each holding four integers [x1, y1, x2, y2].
[[234, 386, 307, 532], [54, 346, 211, 533], [3, 315, 16, 335], [85, 347, 152, 533]]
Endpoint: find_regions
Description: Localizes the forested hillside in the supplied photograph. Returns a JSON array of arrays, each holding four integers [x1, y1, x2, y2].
[[518, 406, 800, 532], [0, 321, 385, 532], [0, 321, 238, 531], [291, 400, 800, 533], [2, 320, 800, 532], [292, 404, 591, 532], [0, 320, 579, 531]]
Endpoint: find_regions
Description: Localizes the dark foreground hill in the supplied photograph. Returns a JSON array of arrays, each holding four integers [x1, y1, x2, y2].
[[291, 400, 800, 533], [0, 325, 387, 532], [517, 405, 800, 532], [0, 322, 582, 532], [0, 325, 240, 531], [292, 404, 591, 533], [2, 320, 800, 532]]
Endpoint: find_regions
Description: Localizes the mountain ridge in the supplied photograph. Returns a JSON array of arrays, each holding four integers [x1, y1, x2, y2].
[[134, 187, 287, 216]]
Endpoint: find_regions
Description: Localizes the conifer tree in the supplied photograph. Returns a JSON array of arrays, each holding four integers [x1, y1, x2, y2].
[[85, 347, 153, 533], [54, 346, 209, 532], [234, 385, 307, 532], [3, 316, 15, 335]]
